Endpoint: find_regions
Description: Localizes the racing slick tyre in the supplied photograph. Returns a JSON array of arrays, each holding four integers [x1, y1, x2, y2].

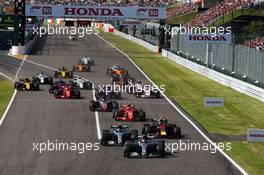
[[72, 66, 78, 72], [106, 68, 112, 76], [32, 83, 40, 91], [14, 82, 20, 90], [68, 71, 74, 78], [126, 86, 134, 94], [32, 77, 40, 84], [157, 140, 166, 157], [111, 101, 119, 112], [138, 109, 146, 121], [54, 91, 59, 98], [142, 124, 151, 135], [115, 92, 122, 99], [89, 101, 96, 111], [90, 59, 94, 65], [175, 127, 181, 139], [124, 141, 135, 158], [48, 77, 53, 84], [130, 130, 138, 140], [101, 130, 110, 145], [54, 72, 58, 78], [49, 88, 54, 94], [84, 82, 93, 90], [112, 110, 121, 120], [135, 93, 141, 98], [85, 64, 91, 72]]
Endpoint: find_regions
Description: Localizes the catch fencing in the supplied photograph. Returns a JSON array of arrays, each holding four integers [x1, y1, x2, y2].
[[170, 34, 264, 88]]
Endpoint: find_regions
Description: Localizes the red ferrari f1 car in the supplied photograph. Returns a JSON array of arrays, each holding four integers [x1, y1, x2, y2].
[[54, 84, 81, 99], [113, 104, 146, 122]]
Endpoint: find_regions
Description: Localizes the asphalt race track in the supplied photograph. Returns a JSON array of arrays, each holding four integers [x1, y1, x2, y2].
[[0, 34, 243, 175]]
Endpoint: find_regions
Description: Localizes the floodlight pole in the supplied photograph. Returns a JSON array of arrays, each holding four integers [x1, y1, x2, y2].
[[14, 0, 26, 46]]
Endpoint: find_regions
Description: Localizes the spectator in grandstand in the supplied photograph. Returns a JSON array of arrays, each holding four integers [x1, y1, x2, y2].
[[166, 1, 197, 19], [185, 0, 257, 27], [243, 37, 264, 51], [27, 0, 169, 7]]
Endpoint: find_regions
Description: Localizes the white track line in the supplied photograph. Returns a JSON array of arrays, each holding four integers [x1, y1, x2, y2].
[[1, 36, 46, 125], [0, 54, 27, 125], [92, 83, 102, 140], [0, 72, 14, 82], [11, 59, 102, 140], [97, 34, 248, 175]]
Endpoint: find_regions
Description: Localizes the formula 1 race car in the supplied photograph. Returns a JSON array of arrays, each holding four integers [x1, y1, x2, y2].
[[72, 77, 92, 90], [106, 64, 128, 77], [89, 97, 118, 112], [54, 84, 81, 99], [79, 57, 94, 65], [142, 118, 181, 139], [95, 86, 121, 99], [111, 73, 132, 85], [113, 104, 146, 122], [14, 78, 40, 91], [49, 80, 67, 94], [134, 83, 161, 98], [54, 67, 73, 78], [32, 73, 53, 84], [101, 125, 138, 146], [124, 136, 165, 158], [69, 34, 78, 40], [72, 63, 91, 72]]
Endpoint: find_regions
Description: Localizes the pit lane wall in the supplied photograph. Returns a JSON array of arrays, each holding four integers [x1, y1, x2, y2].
[[114, 30, 159, 53], [162, 49, 264, 103], [111, 24, 264, 102], [11, 34, 39, 55]]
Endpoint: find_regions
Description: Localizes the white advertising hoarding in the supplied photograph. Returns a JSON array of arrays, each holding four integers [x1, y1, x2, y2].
[[247, 128, 264, 142], [184, 34, 232, 44], [25, 5, 166, 19]]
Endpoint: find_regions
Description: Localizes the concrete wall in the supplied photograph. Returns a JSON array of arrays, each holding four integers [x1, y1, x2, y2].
[[11, 34, 39, 55], [115, 30, 159, 53]]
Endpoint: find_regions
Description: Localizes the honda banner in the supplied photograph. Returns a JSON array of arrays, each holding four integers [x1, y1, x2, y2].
[[184, 34, 232, 44], [26, 5, 166, 19]]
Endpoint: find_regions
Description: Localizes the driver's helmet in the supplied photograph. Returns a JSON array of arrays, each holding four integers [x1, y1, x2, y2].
[[101, 96, 108, 102], [117, 125, 123, 131], [141, 135, 148, 143], [106, 86, 112, 91], [159, 117, 168, 125]]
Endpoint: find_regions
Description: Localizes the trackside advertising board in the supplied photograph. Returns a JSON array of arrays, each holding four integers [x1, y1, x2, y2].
[[25, 5, 166, 19], [184, 34, 232, 44], [247, 128, 264, 142], [204, 97, 224, 107]]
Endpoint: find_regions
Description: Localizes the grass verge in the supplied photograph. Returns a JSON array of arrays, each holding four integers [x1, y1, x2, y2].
[[0, 79, 14, 118], [100, 31, 264, 175], [226, 142, 264, 175]]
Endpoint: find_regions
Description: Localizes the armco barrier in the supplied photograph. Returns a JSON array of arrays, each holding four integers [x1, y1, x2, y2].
[[115, 30, 159, 53], [162, 49, 264, 102]]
